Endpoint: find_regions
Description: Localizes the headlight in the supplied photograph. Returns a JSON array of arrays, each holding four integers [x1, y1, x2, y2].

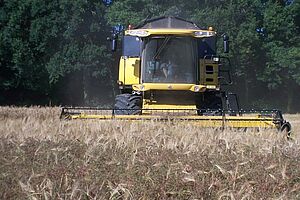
[[213, 57, 220, 62], [194, 85, 200, 92], [127, 30, 149, 37], [194, 31, 215, 37]]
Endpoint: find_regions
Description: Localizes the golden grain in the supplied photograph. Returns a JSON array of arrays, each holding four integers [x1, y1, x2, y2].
[[1, 107, 300, 199]]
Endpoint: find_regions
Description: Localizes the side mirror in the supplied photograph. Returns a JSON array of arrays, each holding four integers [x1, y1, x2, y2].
[[110, 24, 124, 52], [111, 33, 118, 52], [223, 35, 229, 53]]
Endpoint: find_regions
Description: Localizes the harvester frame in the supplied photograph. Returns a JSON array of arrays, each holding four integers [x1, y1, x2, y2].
[[61, 107, 291, 134], [60, 16, 291, 134]]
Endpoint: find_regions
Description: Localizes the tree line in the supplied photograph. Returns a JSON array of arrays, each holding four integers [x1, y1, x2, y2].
[[0, 0, 299, 112]]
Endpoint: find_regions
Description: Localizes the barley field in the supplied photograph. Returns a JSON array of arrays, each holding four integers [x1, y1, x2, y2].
[[0, 107, 300, 199]]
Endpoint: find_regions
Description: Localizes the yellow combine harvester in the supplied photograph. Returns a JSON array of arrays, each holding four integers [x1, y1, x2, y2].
[[61, 16, 291, 133]]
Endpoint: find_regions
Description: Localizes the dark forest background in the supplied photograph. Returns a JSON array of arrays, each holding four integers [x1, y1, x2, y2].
[[0, 0, 299, 112]]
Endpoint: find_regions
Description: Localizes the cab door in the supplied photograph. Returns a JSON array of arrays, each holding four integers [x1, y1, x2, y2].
[[118, 36, 142, 85]]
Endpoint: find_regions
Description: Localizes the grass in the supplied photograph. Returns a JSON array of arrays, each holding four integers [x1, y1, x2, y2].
[[0, 107, 300, 199]]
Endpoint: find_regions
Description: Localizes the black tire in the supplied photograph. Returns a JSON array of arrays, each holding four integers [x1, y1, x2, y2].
[[196, 92, 223, 116], [280, 122, 292, 139], [114, 94, 142, 115]]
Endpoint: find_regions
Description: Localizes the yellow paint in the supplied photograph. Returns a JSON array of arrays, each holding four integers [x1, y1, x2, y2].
[[132, 83, 206, 92], [118, 57, 140, 85], [125, 29, 216, 38], [199, 59, 219, 87], [68, 113, 278, 129], [142, 103, 197, 110]]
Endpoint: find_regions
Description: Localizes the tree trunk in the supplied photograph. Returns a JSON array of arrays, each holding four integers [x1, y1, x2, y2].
[[244, 75, 249, 107], [286, 84, 293, 113], [83, 68, 88, 106]]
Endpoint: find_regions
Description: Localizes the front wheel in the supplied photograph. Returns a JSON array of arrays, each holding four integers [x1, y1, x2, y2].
[[280, 122, 292, 139], [114, 94, 142, 115]]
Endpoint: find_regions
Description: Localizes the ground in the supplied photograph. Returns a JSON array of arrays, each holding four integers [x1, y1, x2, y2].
[[0, 107, 300, 199]]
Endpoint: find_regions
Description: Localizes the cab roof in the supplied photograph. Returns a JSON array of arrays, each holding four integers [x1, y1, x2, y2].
[[125, 16, 216, 38], [135, 16, 201, 30]]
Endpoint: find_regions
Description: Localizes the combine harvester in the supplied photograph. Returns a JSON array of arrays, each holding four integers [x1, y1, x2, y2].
[[61, 16, 291, 134]]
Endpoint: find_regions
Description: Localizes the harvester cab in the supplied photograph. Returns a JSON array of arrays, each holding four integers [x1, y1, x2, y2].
[[115, 16, 234, 113], [61, 16, 291, 135]]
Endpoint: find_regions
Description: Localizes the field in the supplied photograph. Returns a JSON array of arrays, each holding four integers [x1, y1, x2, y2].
[[0, 107, 300, 199]]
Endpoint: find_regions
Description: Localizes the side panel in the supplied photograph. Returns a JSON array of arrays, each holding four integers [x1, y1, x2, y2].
[[118, 57, 140, 85], [198, 37, 216, 58], [199, 59, 219, 87], [122, 36, 141, 57]]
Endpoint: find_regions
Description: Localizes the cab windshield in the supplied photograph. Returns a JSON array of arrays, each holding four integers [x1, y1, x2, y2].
[[142, 36, 197, 83]]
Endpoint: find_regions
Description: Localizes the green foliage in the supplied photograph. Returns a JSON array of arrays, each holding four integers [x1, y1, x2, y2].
[[0, 0, 299, 109], [191, 0, 299, 108], [258, 1, 300, 88], [0, 0, 112, 105], [0, 0, 47, 91]]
